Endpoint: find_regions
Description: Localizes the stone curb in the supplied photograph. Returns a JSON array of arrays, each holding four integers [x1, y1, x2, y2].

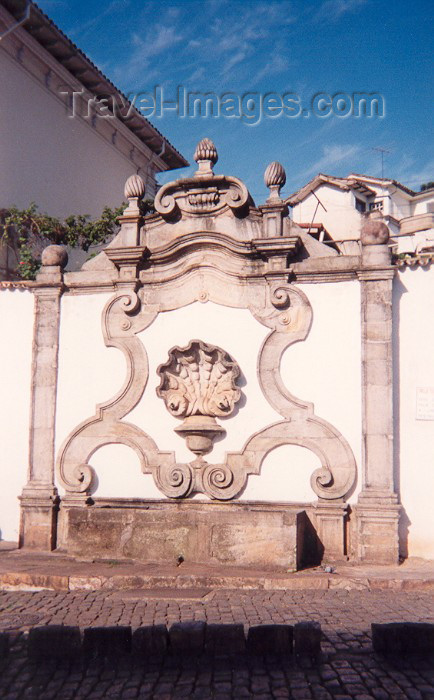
[[10, 621, 434, 661], [0, 631, 9, 658], [247, 624, 293, 656], [205, 623, 246, 655], [1, 570, 434, 592], [82, 626, 132, 658], [371, 622, 434, 655], [28, 625, 81, 660], [294, 621, 322, 658], [21, 622, 320, 660]]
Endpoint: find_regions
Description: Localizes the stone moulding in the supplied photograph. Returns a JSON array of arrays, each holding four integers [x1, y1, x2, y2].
[[56, 269, 357, 502]]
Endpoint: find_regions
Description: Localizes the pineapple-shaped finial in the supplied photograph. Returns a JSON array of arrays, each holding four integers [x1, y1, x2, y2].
[[194, 138, 218, 176], [264, 161, 286, 201]]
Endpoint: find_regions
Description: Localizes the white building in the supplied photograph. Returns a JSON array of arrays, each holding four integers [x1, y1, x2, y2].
[[0, 0, 188, 275], [287, 174, 434, 255]]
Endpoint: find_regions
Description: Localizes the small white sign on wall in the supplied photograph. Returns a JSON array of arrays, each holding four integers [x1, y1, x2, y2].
[[416, 387, 434, 420]]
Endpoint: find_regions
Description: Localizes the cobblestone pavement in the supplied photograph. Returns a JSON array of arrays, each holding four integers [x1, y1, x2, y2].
[[1, 588, 433, 698]]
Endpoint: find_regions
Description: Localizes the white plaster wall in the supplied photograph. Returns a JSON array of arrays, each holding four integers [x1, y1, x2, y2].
[[292, 187, 361, 241], [270, 282, 363, 503], [129, 303, 281, 499], [389, 191, 411, 221], [3, 267, 431, 557], [55, 287, 362, 505], [0, 51, 150, 218], [56, 299, 281, 499], [55, 292, 125, 491], [394, 267, 434, 559], [412, 196, 434, 216], [0, 289, 34, 541]]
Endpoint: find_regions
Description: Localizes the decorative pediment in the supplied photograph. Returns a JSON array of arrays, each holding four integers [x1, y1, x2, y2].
[[73, 138, 341, 288], [154, 173, 251, 219], [153, 138, 251, 220]]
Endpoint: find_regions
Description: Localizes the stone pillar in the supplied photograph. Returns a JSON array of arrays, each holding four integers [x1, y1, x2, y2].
[[314, 501, 348, 561], [19, 246, 67, 550], [354, 221, 400, 563]]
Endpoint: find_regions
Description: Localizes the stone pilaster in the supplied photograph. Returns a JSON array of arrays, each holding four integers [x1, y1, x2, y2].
[[19, 246, 67, 550], [354, 222, 400, 563], [314, 501, 348, 561]]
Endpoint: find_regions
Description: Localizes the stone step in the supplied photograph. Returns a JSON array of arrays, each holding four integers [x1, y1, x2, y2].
[[1, 568, 433, 592]]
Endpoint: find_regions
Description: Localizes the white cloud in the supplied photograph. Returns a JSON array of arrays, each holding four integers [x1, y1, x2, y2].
[[396, 158, 434, 191], [314, 0, 368, 23], [108, 1, 296, 90], [112, 24, 184, 84], [252, 53, 291, 85], [296, 143, 362, 180], [66, 0, 129, 39]]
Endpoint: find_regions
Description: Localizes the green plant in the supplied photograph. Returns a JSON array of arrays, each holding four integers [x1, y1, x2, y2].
[[420, 182, 434, 192], [0, 198, 155, 281]]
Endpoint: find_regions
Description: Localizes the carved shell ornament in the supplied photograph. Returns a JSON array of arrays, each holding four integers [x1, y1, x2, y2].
[[156, 340, 241, 457]]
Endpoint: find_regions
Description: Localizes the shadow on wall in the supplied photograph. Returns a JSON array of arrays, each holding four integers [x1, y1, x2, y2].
[[299, 512, 324, 570], [392, 275, 411, 560]]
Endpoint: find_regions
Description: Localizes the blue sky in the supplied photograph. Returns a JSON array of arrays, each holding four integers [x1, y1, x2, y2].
[[39, 0, 433, 202]]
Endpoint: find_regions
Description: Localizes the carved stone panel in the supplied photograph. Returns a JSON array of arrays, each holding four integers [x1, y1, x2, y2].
[[156, 340, 241, 458], [157, 340, 241, 419], [56, 277, 357, 503]]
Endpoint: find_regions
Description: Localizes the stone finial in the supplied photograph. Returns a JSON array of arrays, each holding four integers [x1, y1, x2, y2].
[[361, 219, 390, 245], [41, 244, 68, 268], [264, 161, 286, 201], [124, 174, 145, 201], [194, 138, 218, 176]]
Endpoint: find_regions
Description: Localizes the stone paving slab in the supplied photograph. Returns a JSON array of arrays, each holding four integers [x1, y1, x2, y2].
[[0, 588, 434, 698], [1, 545, 434, 592]]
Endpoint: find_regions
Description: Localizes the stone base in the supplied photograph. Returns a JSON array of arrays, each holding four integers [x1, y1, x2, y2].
[[19, 488, 59, 551], [353, 502, 401, 563], [62, 500, 316, 571]]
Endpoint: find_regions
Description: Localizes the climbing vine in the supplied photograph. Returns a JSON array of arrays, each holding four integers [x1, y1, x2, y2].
[[0, 200, 155, 280]]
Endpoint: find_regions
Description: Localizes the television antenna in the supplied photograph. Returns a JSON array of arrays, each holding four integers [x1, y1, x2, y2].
[[372, 147, 391, 179]]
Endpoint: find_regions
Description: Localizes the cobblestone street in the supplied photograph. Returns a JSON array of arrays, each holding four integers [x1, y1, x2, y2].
[[1, 588, 433, 698]]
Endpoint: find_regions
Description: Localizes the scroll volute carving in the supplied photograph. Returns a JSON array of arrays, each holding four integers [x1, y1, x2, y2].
[[156, 340, 241, 457]]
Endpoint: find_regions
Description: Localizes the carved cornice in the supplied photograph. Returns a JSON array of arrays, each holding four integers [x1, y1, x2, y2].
[[105, 246, 148, 266], [357, 268, 395, 282], [146, 232, 300, 269]]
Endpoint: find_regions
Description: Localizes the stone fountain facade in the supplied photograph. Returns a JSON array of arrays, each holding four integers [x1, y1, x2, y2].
[[18, 140, 401, 568]]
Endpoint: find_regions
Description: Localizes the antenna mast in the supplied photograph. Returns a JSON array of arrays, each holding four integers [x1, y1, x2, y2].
[[372, 147, 391, 178]]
